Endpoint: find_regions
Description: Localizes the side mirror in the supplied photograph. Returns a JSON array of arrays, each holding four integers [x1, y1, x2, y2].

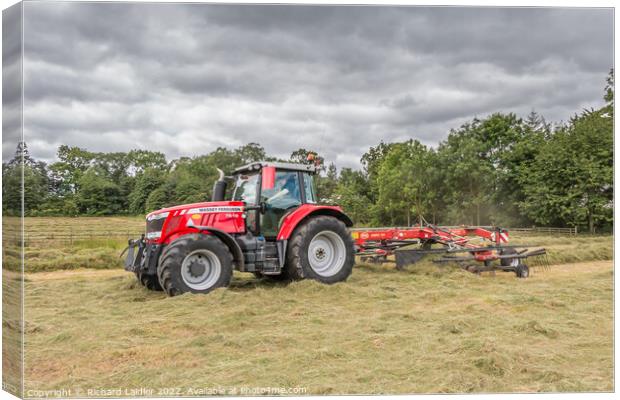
[[245, 202, 267, 214]]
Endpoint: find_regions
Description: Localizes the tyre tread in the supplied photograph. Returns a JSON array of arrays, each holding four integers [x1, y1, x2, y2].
[[283, 216, 354, 284], [157, 234, 233, 296]]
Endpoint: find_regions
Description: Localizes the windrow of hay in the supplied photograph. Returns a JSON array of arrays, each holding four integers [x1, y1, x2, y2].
[[5, 217, 614, 273]]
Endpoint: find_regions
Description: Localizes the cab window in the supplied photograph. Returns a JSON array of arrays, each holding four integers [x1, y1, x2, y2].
[[302, 172, 317, 204], [232, 174, 258, 205], [261, 171, 302, 208]]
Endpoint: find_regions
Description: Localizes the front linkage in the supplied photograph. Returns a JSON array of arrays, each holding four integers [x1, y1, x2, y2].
[[122, 235, 163, 277]]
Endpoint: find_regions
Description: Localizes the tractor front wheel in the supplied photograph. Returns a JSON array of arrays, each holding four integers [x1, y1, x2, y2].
[[157, 234, 233, 296], [136, 269, 163, 291], [284, 216, 355, 284]]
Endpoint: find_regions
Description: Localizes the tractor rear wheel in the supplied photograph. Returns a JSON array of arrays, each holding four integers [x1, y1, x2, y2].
[[157, 234, 233, 296], [283, 216, 355, 284], [136, 270, 163, 291]]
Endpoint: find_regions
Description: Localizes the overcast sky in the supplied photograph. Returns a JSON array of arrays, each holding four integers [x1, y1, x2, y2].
[[16, 3, 614, 168]]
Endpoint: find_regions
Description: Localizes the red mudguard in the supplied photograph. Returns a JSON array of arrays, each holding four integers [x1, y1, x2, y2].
[[276, 204, 353, 241]]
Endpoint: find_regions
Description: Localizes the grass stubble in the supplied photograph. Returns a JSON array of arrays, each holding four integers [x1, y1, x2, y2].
[[5, 217, 613, 394], [22, 262, 613, 394]]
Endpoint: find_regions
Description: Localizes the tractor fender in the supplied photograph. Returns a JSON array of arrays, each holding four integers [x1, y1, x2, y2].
[[276, 204, 354, 241], [165, 226, 245, 271]]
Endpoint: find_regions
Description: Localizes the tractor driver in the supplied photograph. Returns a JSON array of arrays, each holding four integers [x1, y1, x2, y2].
[[267, 173, 300, 208], [261, 172, 302, 236]]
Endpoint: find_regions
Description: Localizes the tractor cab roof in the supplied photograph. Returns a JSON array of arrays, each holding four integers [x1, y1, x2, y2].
[[233, 161, 319, 175]]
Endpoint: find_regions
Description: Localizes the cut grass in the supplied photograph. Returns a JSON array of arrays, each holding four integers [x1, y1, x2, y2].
[[5, 217, 615, 272], [4, 216, 144, 272], [22, 260, 613, 394], [6, 216, 144, 238], [6, 218, 614, 395], [509, 234, 613, 265], [2, 270, 23, 397]]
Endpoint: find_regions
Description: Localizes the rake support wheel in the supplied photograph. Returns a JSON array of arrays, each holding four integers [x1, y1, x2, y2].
[[515, 264, 530, 279]]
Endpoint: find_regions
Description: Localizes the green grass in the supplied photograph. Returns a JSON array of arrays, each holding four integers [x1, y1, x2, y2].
[[7, 218, 613, 394], [509, 234, 614, 265], [3, 217, 143, 272], [3, 217, 615, 272], [2, 216, 24, 397], [2, 270, 23, 398], [22, 260, 613, 394]]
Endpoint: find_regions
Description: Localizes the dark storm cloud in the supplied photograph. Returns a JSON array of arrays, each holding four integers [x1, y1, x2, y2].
[[3, 2, 22, 162], [21, 3, 613, 168]]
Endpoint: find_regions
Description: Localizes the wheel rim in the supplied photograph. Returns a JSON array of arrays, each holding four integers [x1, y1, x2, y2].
[[181, 249, 222, 290], [308, 231, 346, 277]]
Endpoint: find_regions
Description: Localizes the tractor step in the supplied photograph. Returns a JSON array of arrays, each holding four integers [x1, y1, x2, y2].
[[259, 258, 282, 275]]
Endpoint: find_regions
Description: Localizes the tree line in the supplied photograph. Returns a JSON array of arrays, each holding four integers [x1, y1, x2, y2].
[[2, 71, 613, 233]]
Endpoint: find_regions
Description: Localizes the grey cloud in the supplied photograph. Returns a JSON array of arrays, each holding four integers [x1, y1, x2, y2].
[[16, 3, 614, 169], [3, 2, 22, 162]]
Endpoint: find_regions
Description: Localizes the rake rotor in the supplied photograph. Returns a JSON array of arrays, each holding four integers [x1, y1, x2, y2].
[[352, 222, 547, 278]]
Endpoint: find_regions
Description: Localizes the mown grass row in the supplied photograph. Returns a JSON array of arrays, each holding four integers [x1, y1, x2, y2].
[[3, 217, 613, 272], [509, 234, 613, 266], [4, 238, 129, 272]]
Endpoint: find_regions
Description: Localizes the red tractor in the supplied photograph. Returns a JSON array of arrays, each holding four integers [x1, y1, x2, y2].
[[125, 162, 355, 296]]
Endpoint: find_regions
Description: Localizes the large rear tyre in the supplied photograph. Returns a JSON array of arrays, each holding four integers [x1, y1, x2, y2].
[[283, 216, 355, 284], [157, 234, 233, 296]]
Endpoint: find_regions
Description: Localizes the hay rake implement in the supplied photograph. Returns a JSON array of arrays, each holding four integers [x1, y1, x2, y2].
[[351, 223, 548, 278]]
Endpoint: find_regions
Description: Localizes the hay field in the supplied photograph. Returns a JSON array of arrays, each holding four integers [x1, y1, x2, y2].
[[2, 216, 614, 272], [3, 217, 613, 395], [21, 260, 613, 395], [3, 216, 143, 272]]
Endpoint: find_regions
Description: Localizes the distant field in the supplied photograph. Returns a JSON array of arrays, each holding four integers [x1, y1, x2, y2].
[[21, 260, 613, 394], [3, 216, 144, 272], [4, 216, 144, 243], [2, 217, 614, 272]]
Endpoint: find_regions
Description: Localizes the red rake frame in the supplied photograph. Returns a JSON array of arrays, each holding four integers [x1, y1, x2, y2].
[[351, 224, 547, 277]]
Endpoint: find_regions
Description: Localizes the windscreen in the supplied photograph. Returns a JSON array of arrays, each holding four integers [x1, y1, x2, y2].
[[232, 173, 259, 205]]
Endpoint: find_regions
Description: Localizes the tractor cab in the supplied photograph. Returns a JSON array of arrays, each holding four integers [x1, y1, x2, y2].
[[228, 162, 319, 238]]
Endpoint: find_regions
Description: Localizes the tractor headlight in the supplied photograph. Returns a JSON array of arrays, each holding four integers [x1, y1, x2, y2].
[[146, 231, 162, 240]]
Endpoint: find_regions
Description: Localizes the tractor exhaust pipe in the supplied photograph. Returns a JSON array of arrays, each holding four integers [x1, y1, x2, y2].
[[211, 168, 227, 201]]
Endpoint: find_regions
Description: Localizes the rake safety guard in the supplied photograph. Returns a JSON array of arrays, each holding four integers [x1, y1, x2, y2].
[[395, 249, 429, 270]]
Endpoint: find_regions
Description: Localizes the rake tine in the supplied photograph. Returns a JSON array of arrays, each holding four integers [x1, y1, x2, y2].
[[533, 254, 550, 273]]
